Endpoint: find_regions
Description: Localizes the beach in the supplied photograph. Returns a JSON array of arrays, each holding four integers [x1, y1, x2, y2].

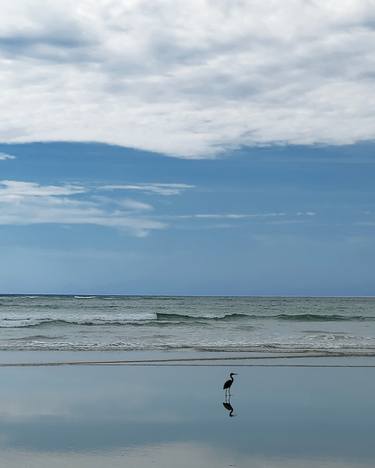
[[1, 295, 374, 466], [0, 351, 374, 467]]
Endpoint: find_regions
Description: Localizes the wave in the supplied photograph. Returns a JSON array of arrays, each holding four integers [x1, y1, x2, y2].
[[0, 313, 241, 328], [74, 296, 96, 299], [0, 316, 156, 328], [8, 334, 63, 341], [275, 313, 374, 321], [155, 312, 249, 321], [0, 318, 211, 329], [1, 341, 375, 354], [156, 312, 375, 322], [0, 311, 373, 329]]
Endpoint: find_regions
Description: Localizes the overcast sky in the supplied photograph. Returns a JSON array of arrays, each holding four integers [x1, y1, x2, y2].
[[0, 1, 374, 294]]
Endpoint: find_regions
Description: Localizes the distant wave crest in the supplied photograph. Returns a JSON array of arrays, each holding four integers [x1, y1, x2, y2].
[[275, 313, 372, 321], [156, 312, 249, 321], [156, 312, 375, 322]]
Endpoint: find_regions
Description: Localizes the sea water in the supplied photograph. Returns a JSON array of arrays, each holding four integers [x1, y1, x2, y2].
[[0, 295, 374, 354]]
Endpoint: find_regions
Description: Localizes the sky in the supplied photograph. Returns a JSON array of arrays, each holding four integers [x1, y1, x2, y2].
[[0, 0, 374, 295]]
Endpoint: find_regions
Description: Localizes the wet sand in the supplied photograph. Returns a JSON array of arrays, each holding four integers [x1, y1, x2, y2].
[[0, 352, 374, 467]]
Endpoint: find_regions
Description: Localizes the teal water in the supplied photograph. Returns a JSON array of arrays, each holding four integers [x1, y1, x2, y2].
[[0, 295, 375, 354]]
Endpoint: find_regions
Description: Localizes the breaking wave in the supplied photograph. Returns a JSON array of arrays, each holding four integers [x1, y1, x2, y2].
[[0, 311, 374, 329]]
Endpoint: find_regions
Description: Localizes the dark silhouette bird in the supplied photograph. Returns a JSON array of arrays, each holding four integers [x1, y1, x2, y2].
[[223, 372, 237, 396], [223, 400, 235, 417]]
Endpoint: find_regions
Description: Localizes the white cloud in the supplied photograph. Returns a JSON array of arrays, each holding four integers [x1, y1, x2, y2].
[[174, 211, 316, 222], [177, 212, 287, 219], [0, 180, 86, 200], [101, 183, 195, 196], [0, 1, 374, 157], [0, 180, 165, 237], [297, 211, 316, 216], [0, 153, 16, 160], [115, 198, 153, 211], [0, 179, 316, 235]]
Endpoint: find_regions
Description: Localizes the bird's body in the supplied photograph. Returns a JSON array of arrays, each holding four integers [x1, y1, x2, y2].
[[223, 372, 237, 395]]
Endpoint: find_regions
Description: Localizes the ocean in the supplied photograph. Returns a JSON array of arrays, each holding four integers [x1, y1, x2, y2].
[[0, 295, 374, 354]]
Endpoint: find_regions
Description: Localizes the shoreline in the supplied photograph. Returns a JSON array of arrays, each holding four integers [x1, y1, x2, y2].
[[1, 349, 375, 367], [2, 293, 375, 298]]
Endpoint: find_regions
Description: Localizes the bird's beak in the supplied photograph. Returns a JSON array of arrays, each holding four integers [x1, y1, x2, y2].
[[233, 373, 238, 375]]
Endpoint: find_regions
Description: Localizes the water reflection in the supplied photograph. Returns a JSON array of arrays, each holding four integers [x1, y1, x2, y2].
[[0, 364, 374, 467], [223, 395, 236, 417]]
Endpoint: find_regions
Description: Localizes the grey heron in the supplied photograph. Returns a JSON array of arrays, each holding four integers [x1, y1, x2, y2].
[[223, 372, 237, 396]]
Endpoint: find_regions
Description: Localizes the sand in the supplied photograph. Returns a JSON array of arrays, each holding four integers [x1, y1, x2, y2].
[[0, 351, 374, 467]]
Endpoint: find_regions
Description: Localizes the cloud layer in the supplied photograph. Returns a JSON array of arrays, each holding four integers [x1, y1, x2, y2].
[[101, 183, 195, 196], [0, 0, 374, 157], [0, 152, 16, 160], [0, 180, 165, 237], [0, 179, 317, 236]]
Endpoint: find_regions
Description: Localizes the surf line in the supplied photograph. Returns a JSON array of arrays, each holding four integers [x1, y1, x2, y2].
[[0, 353, 375, 367]]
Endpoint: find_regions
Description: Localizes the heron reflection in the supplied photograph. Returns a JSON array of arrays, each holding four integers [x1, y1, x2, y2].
[[222, 397, 236, 417]]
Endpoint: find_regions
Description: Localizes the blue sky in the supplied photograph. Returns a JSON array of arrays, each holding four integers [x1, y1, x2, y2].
[[0, 1, 374, 294], [0, 142, 374, 295]]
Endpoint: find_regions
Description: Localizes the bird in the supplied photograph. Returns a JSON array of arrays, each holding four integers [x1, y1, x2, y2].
[[223, 372, 237, 396]]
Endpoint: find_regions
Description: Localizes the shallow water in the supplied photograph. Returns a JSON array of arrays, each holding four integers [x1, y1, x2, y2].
[[0, 295, 375, 354], [0, 362, 374, 467]]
